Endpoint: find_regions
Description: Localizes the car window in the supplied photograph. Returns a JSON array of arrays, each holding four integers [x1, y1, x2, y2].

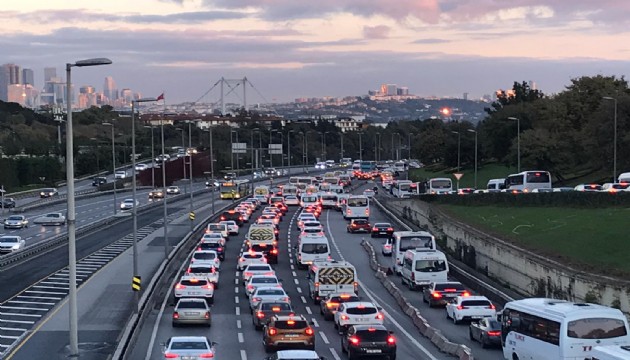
[[170, 341, 208, 350], [434, 283, 465, 291], [261, 303, 292, 311], [248, 265, 272, 271], [257, 289, 284, 295], [331, 295, 360, 303], [356, 329, 388, 341], [346, 307, 377, 315], [274, 320, 308, 329], [7, 216, 22, 220], [461, 300, 492, 307], [180, 279, 209, 286], [189, 266, 215, 273], [252, 278, 278, 284], [1, 237, 19, 243], [193, 252, 216, 260], [177, 301, 207, 309]]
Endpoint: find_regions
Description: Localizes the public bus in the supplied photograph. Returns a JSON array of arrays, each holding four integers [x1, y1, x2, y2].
[[282, 185, 298, 196], [391, 231, 436, 275], [501, 298, 630, 360], [505, 171, 552, 192], [219, 179, 250, 199], [426, 178, 453, 194], [392, 180, 414, 198], [342, 195, 370, 220]]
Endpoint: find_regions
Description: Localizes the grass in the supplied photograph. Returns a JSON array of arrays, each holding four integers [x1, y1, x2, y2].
[[410, 163, 518, 189], [440, 205, 630, 277]]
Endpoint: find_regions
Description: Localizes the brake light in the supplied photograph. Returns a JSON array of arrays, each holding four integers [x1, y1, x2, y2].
[[253, 297, 262, 302], [271, 249, 278, 255], [256, 311, 265, 318], [268, 327, 277, 335], [220, 216, 226, 221], [172, 312, 179, 319], [272, 306, 281, 312], [375, 313, 384, 320], [387, 227, 393, 231], [217, 247, 223, 252], [186, 267, 191, 273], [444, 288, 457, 292], [199, 352, 214, 358], [314, 282, 319, 290], [462, 291, 471, 297], [175, 284, 186, 290], [354, 281, 358, 292], [387, 335, 396, 345], [431, 292, 442, 298], [488, 304, 496, 310], [305, 327, 314, 335], [247, 285, 254, 290], [197, 247, 202, 251], [165, 353, 179, 358], [349, 336, 360, 345], [244, 272, 252, 277], [341, 315, 349, 320], [327, 302, 339, 308], [487, 330, 501, 336], [457, 305, 467, 310], [281, 297, 289, 302], [365, 208, 369, 215]]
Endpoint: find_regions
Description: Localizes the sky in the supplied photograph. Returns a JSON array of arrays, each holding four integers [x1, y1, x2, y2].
[[2, 0, 630, 104]]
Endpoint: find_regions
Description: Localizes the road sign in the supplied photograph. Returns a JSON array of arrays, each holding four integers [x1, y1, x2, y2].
[[453, 173, 464, 180], [132, 276, 141, 291], [268, 143, 283, 155], [189, 212, 195, 221], [232, 142, 247, 154]]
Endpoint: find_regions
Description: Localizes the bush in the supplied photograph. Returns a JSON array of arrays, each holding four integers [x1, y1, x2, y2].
[[419, 192, 630, 208]]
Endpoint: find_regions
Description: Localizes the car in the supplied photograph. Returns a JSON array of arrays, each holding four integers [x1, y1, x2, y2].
[[120, 199, 139, 210], [3, 215, 28, 229], [381, 237, 393, 256], [33, 212, 66, 226], [237, 251, 267, 271], [259, 213, 280, 225], [362, 189, 376, 198], [39, 188, 58, 198], [262, 315, 315, 353], [249, 287, 290, 312], [237, 209, 250, 223], [319, 293, 361, 321], [200, 232, 226, 246], [371, 223, 394, 238], [601, 182, 630, 193], [574, 184, 602, 192], [197, 241, 225, 261], [469, 317, 502, 348], [242, 264, 275, 283], [347, 219, 371, 233], [0, 236, 25, 253], [174, 276, 215, 303], [341, 324, 397, 360], [264, 350, 326, 360], [457, 188, 475, 195], [296, 214, 317, 230], [249, 242, 279, 264], [206, 222, 229, 239], [172, 298, 212, 327], [114, 170, 127, 179], [220, 209, 244, 225], [92, 176, 107, 186], [552, 187, 574, 192], [148, 189, 164, 199], [155, 153, 171, 162], [284, 195, 300, 206], [135, 163, 148, 171], [219, 220, 239, 235], [422, 281, 470, 307], [190, 250, 221, 269], [205, 179, 220, 189], [301, 221, 323, 233], [530, 188, 553, 193], [246, 275, 282, 297], [161, 336, 216, 359], [334, 302, 384, 333], [252, 300, 294, 330], [446, 295, 497, 324], [166, 186, 181, 195], [224, 172, 237, 180], [1, 197, 16, 209], [186, 264, 220, 289]]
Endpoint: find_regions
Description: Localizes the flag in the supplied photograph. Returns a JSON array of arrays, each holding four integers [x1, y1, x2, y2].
[[156, 93, 164, 101]]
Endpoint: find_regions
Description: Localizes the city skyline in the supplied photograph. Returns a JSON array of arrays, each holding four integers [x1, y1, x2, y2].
[[0, 1, 629, 103]]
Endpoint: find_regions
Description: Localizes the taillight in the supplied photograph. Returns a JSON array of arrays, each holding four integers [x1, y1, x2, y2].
[[341, 315, 349, 320], [457, 305, 467, 310], [349, 336, 360, 345], [431, 292, 441, 298], [247, 285, 254, 290], [375, 313, 384, 320], [253, 297, 262, 302], [204, 312, 210, 319], [488, 304, 496, 310], [244, 272, 252, 277], [199, 353, 214, 358], [164, 353, 179, 358], [256, 311, 265, 318], [372, 227, 378, 231], [387, 227, 393, 231], [365, 208, 369, 215], [268, 327, 277, 335], [175, 284, 186, 290], [271, 249, 278, 255], [462, 291, 471, 297], [387, 335, 396, 345], [203, 283, 214, 290], [220, 216, 225, 221], [327, 302, 338, 308], [487, 331, 501, 336], [314, 282, 319, 290], [305, 327, 314, 335], [217, 247, 223, 252], [172, 312, 179, 319]]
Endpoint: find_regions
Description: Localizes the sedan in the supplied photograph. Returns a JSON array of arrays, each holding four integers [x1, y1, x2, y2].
[[242, 264, 275, 284], [219, 220, 239, 235], [347, 219, 371, 233], [4, 215, 28, 229], [172, 298, 211, 327], [362, 189, 376, 198], [190, 250, 221, 269], [120, 199, 139, 211], [0, 236, 25, 253], [245, 275, 282, 297], [382, 237, 393, 256], [33, 212, 66, 226], [162, 336, 216, 359], [148, 189, 164, 199], [237, 251, 267, 271], [135, 163, 148, 171], [249, 287, 290, 311], [469, 317, 502, 348], [166, 186, 181, 195], [371, 223, 394, 238], [1, 197, 16, 209], [284, 195, 300, 206], [40, 188, 58, 198], [174, 276, 215, 303], [341, 325, 396, 360]]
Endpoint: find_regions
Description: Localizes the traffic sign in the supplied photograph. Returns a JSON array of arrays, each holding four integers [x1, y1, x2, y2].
[[232, 142, 247, 154], [189, 212, 195, 221], [453, 173, 464, 180], [132, 276, 141, 291], [268, 143, 283, 155]]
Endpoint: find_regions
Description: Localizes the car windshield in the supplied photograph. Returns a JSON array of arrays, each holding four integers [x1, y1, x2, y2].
[[399, 235, 433, 250], [7, 216, 23, 220], [435, 283, 466, 291], [189, 266, 215, 273], [1, 238, 19, 243], [415, 260, 447, 272], [301, 244, 328, 254], [247, 265, 271, 271], [374, 223, 390, 228], [209, 225, 225, 231], [353, 220, 368, 225], [199, 243, 220, 250], [567, 318, 628, 339], [170, 341, 208, 350], [356, 329, 389, 341], [275, 320, 308, 329], [461, 300, 492, 307], [261, 303, 291, 311], [331, 295, 360, 303], [46, 214, 60, 218], [193, 252, 216, 260], [177, 301, 207, 309], [243, 254, 263, 259], [347, 198, 368, 207]]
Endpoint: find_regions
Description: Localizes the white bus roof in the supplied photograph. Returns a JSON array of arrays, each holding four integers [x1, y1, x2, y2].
[[505, 298, 626, 321], [393, 230, 434, 237]]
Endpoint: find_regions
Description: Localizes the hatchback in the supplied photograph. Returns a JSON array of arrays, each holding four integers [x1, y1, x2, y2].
[[347, 219, 371, 233], [252, 301, 294, 330], [334, 302, 384, 332], [162, 336, 216, 359], [174, 276, 215, 304], [263, 315, 315, 353], [341, 325, 396, 360]]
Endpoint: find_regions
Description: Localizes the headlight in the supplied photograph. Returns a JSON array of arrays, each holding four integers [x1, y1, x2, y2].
[[40, 192, 45, 196], [11, 244, 20, 249]]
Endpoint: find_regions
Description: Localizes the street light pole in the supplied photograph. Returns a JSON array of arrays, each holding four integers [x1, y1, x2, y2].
[[603, 97, 618, 182], [204, 127, 215, 213], [451, 131, 461, 172], [176, 128, 186, 192], [468, 129, 478, 189], [144, 124, 155, 189], [65, 57, 112, 357], [188, 121, 194, 232], [103, 122, 117, 215], [359, 132, 363, 161], [507, 117, 521, 172]]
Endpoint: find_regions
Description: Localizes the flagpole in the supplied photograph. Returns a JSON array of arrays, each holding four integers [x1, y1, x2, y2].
[[159, 92, 169, 260]]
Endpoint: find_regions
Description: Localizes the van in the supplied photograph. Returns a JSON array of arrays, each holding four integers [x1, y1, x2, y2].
[[300, 194, 319, 208], [307, 260, 358, 304], [590, 345, 630, 360], [295, 234, 330, 269], [618, 172, 630, 183], [246, 224, 276, 247], [319, 193, 338, 209], [486, 178, 506, 192], [401, 249, 448, 290]]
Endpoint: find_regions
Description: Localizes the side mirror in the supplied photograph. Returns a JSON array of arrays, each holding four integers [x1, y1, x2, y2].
[[388, 330, 394, 335], [377, 306, 383, 311], [211, 341, 218, 346]]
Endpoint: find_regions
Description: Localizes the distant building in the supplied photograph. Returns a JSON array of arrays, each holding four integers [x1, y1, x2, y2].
[[529, 80, 537, 90], [0, 63, 22, 101], [380, 84, 397, 96], [334, 116, 365, 132], [368, 90, 378, 96], [7, 84, 39, 108], [103, 76, 117, 104], [120, 88, 133, 104], [44, 67, 56, 82], [22, 68, 34, 86], [463, 92, 468, 101], [397, 87, 409, 96]]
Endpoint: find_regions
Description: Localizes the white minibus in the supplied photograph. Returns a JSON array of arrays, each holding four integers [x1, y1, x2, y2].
[[342, 195, 369, 220], [400, 249, 448, 290], [391, 231, 437, 275], [487, 178, 506, 192], [392, 180, 414, 198], [427, 178, 453, 194], [505, 171, 552, 192]]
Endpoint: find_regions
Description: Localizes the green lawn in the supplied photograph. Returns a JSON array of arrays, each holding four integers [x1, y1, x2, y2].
[[441, 205, 630, 277], [410, 163, 517, 189]]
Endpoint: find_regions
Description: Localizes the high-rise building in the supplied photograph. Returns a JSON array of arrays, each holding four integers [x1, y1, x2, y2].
[[44, 67, 56, 82], [103, 76, 117, 104], [397, 87, 409, 96], [0, 63, 22, 101], [7, 84, 39, 108], [380, 84, 397, 96], [22, 68, 34, 86], [80, 85, 95, 94], [120, 88, 133, 104], [528, 80, 537, 90], [463, 92, 468, 101]]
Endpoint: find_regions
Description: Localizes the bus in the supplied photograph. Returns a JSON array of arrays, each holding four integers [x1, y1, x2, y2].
[[427, 178, 452, 194], [342, 195, 370, 220], [360, 161, 377, 172], [501, 298, 630, 360], [220, 179, 250, 199], [282, 185, 298, 196], [505, 171, 552, 192], [392, 180, 414, 198], [391, 231, 436, 275]]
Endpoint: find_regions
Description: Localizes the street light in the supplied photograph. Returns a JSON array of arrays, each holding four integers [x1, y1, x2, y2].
[[202, 127, 215, 213], [176, 128, 186, 190], [186, 120, 195, 232], [603, 96, 618, 182], [507, 117, 521, 172], [65, 56, 111, 357], [102, 122, 117, 215], [451, 131, 461, 172], [288, 130, 295, 169], [271, 129, 284, 168], [468, 129, 478, 189], [131, 97, 157, 312], [143, 124, 156, 189]]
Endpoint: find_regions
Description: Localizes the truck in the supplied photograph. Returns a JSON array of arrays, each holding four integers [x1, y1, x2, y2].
[[307, 260, 358, 304]]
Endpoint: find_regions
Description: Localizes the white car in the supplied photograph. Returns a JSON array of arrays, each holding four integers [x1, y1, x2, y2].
[[33, 212, 66, 226], [190, 250, 221, 269], [166, 186, 181, 195], [219, 220, 239, 235], [334, 302, 384, 332], [4, 215, 28, 229], [0, 236, 25, 253], [242, 264, 275, 284], [245, 275, 282, 297], [135, 163, 148, 171], [237, 251, 267, 271], [362, 189, 376, 198], [382, 237, 393, 256], [296, 214, 317, 230], [445, 295, 496, 324], [186, 264, 220, 289], [237, 209, 250, 222], [114, 170, 127, 179], [174, 275, 215, 303], [206, 223, 228, 239], [284, 196, 299, 206], [162, 336, 216, 359], [200, 233, 225, 246], [249, 286, 289, 311], [300, 221, 323, 233], [120, 199, 139, 210]]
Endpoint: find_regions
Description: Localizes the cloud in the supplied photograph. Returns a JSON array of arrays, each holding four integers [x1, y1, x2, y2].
[[363, 25, 391, 39], [412, 38, 450, 44]]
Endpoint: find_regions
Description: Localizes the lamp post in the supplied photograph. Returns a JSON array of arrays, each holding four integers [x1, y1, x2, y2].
[[143, 124, 156, 189], [340, 132, 344, 160], [65, 56, 111, 357], [230, 129, 235, 175], [358, 132, 363, 161], [202, 127, 215, 213], [176, 128, 186, 191], [187, 121, 194, 231], [103, 122, 117, 215], [159, 109, 169, 261], [288, 130, 294, 170], [468, 129, 478, 189], [451, 131, 461, 172], [603, 97, 618, 182], [507, 117, 521, 173], [251, 128, 259, 193], [131, 97, 157, 312]]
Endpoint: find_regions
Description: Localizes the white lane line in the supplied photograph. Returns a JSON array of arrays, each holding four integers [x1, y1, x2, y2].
[[235, 278, 239, 285], [236, 307, 241, 316], [15, 295, 61, 301], [240, 349, 247, 360], [0, 306, 47, 311], [300, 296, 307, 304], [319, 331, 330, 344], [238, 333, 244, 343], [0, 312, 41, 318], [235, 296, 240, 304], [296, 287, 302, 294], [7, 300, 54, 306], [305, 306, 312, 315], [236, 320, 242, 329], [0, 319, 34, 324], [293, 279, 299, 285], [329, 348, 341, 360], [290, 265, 295, 270], [235, 287, 239, 294], [235, 271, 240, 277]]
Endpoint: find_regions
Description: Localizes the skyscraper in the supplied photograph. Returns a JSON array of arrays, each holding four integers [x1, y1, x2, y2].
[[0, 63, 22, 101], [44, 67, 56, 82], [103, 76, 117, 104], [22, 68, 34, 86]]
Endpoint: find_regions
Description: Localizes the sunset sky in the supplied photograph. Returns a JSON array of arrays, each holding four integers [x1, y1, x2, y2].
[[2, 0, 629, 103]]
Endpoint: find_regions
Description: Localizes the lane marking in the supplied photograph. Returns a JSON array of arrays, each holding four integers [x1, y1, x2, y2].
[[235, 296, 239, 304], [312, 318, 319, 328], [240, 349, 247, 360], [305, 306, 312, 315], [329, 348, 341, 360], [293, 279, 299, 285], [292, 271, 297, 277], [236, 319, 242, 329], [296, 287, 302, 294], [238, 332, 244, 343], [300, 296, 307, 304], [236, 307, 241, 316], [319, 331, 329, 344]]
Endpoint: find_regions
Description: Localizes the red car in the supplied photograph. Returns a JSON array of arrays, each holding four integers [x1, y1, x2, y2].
[[347, 219, 371, 233]]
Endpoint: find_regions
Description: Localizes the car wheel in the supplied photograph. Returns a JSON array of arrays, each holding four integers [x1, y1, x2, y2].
[[263, 344, 274, 353], [408, 281, 415, 291], [469, 329, 474, 341], [453, 315, 459, 325], [254, 322, 262, 331], [334, 321, 339, 330], [481, 335, 489, 349], [389, 354, 396, 360], [340, 339, 347, 353], [324, 312, 333, 321]]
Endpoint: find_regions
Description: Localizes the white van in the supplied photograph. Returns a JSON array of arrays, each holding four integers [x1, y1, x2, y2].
[[617, 172, 630, 183], [343, 195, 369, 220], [300, 194, 319, 208], [295, 234, 330, 269], [400, 249, 449, 290], [307, 260, 358, 303], [486, 178, 506, 192]]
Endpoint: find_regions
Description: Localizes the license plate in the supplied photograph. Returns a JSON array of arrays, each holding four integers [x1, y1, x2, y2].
[[185, 312, 198, 316], [471, 316, 483, 319], [379, 231, 386, 234], [285, 334, 299, 337], [188, 292, 199, 295], [181, 357, 195, 360], [357, 318, 370, 322], [365, 349, 382, 353]]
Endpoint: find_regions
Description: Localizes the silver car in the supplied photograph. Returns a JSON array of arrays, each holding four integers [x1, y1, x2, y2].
[[33, 212, 66, 226], [3, 215, 28, 229], [249, 287, 289, 311], [174, 276, 215, 304], [172, 298, 212, 327], [242, 264, 275, 284], [0, 236, 25, 253], [120, 199, 139, 210], [162, 336, 216, 359], [245, 275, 281, 297]]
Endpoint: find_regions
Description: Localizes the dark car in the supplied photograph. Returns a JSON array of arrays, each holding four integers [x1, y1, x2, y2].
[[469, 318, 501, 348], [341, 325, 396, 359], [1, 198, 16, 209], [422, 282, 470, 307], [220, 209, 244, 225], [39, 188, 58, 198], [92, 176, 107, 186], [197, 241, 225, 261], [371, 222, 394, 238], [249, 243, 278, 264], [347, 219, 371, 233]]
